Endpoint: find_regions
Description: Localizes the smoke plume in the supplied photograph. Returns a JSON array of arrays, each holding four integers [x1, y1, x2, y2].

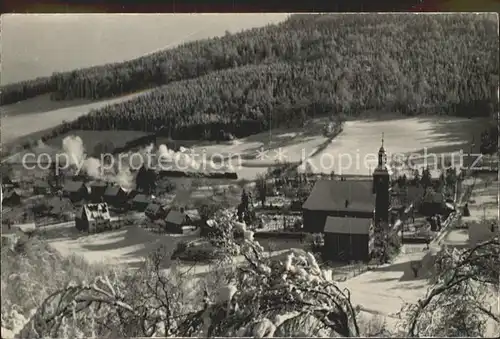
[[62, 136, 85, 168], [83, 157, 101, 178]]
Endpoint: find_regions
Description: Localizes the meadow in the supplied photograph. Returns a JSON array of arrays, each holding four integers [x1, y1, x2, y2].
[[1, 92, 153, 146]]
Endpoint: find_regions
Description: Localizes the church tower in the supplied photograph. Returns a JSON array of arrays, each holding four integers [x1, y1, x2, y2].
[[372, 133, 391, 224]]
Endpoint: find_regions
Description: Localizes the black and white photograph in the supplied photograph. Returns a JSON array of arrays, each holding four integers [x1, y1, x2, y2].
[[1, 13, 499, 338]]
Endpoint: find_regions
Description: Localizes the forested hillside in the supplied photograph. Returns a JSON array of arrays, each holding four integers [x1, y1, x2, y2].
[[2, 14, 498, 141], [61, 14, 498, 140]]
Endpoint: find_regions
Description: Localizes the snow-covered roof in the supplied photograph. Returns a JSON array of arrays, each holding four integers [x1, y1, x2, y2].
[[81, 203, 111, 221]]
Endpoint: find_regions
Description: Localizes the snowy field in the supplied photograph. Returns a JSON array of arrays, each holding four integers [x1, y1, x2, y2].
[[303, 117, 487, 176], [187, 116, 488, 180], [1, 92, 157, 145], [45, 225, 200, 268], [337, 245, 431, 333]]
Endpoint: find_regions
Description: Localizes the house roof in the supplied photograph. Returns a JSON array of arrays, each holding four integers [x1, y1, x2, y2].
[[132, 194, 150, 204], [423, 191, 444, 204], [185, 209, 201, 221], [104, 186, 125, 196], [302, 180, 375, 213], [81, 203, 111, 221], [145, 203, 163, 214], [165, 210, 186, 225], [397, 185, 425, 203], [63, 180, 86, 193], [324, 216, 372, 235]]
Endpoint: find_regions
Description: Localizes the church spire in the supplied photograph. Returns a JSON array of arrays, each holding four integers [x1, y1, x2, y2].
[[378, 132, 386, 168]]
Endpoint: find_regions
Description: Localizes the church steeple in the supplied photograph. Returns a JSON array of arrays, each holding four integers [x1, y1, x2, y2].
[[372, 134, 391, 224], [378, 133, 387, 168]]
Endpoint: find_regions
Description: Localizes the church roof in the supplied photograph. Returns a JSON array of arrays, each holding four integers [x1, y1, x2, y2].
[[302, 180, 375, 213]]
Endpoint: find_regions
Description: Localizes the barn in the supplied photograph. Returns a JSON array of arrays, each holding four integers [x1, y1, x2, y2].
[[75, 203, 112, 233], [103, 185, 128, 206], [89, 181, 108, 203], [63, 180, 89, 202], [323, 216, 374, 262], [302, 180, 375, 233]]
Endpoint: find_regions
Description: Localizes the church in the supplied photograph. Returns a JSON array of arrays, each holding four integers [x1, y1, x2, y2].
[[301, 137, 396, 262]]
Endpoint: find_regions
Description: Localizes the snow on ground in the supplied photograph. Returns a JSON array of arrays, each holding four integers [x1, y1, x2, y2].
[[338, 244, 430, 329], [1, 91, 153, 144], [189, 119, 329, 180], [306, 117, 487, 175], [189, 116, 487, 180], [47, 225, 199, 267]]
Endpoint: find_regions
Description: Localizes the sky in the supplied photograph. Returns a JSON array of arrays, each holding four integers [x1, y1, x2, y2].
[[0, 14, 290, 85]]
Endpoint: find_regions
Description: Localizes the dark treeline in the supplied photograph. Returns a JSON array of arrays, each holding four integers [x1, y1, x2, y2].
[[1, 76, 57, 105], [2, 14, 497, 108]]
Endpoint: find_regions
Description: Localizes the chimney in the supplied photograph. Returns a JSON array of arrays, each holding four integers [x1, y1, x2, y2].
[[345, 199, 349, 208]]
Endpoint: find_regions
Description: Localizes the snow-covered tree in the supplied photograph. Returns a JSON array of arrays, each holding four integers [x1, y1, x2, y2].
[[18, 212, 360, 338], [401, 235, 499, 337]]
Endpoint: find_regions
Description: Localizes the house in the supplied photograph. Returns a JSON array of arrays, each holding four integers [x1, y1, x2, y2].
[[2, 189, 22, 206], [103, 185, 128, 206], [131, 194, 151, 211], [302, 180, 375, 233], [33, 180, 51, 195], [63, 180, 89, 202], [75, 203, 112, 233], [165, 208, 201, 234], [323, 216, 374, 262], [420, 190, 445, 216], [145, 203, 167, 220], [89, 181, 108, 203]]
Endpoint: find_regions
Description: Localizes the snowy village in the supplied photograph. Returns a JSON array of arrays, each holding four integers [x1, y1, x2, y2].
[[1, 12, 499, 338]]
